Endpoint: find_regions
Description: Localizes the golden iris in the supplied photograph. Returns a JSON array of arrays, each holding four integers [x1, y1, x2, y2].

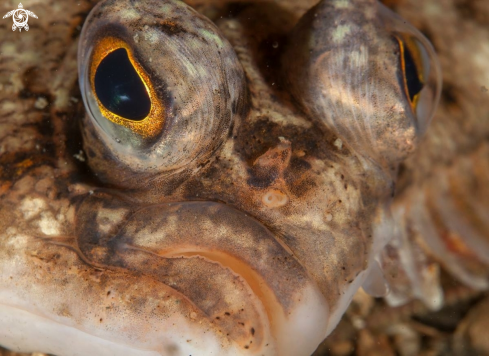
[[89, 37, 164, 139], [394, 33, 427, 111]]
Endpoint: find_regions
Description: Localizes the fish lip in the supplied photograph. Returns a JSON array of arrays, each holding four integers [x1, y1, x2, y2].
[[75, 195, 330, 354], [1, 191, 329, 356], [111, 199, 304, 307]]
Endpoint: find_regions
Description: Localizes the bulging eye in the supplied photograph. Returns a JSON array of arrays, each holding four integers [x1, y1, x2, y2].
[[282, 0, 442, 165], [78, 0, 246, 188], [379, 4, 442, 136], [396, 35, 425, 104]]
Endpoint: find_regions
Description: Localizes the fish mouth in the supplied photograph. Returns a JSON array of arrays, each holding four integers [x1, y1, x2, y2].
[[0, 190, 329, 356], [71, 193, 330, 356]]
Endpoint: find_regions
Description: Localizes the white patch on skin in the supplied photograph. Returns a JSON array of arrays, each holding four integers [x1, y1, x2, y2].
[[20, 197, 46, 220], [73, 150, 85, 162], [262, 189, 289, 208], [274, 283, 329, 356], [201, 29, 225, 48], [120, 8, 140, 21], [0, 302, 257, 356], [0, 305, 160, 356], [34, 97, 48, 110], [96, 208, 129, 235], [219, 139, 248, 180], [39, 212, 61, 236], [0, 101, 17, 114], [224, 19, 238, 30], [332, 25, 351, 43], [334, 138, 343, 150], [333, 0, 351, 9], [143, 28, 159, 44], [325, 268, 368, 335], [4, 227, 29, 249], [54, 88, 69, 110]]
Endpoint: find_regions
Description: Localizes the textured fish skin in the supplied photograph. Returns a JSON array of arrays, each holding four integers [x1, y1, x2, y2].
[[0, 0, 488, 355]]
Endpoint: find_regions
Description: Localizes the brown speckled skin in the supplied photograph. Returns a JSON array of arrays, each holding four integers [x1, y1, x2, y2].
[[0, 0, 488, 355]]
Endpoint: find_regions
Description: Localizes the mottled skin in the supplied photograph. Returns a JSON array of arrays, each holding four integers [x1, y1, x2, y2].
[[0, 0, 487, 355]]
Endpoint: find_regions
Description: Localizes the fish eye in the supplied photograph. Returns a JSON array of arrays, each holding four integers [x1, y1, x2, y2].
[[77, 0, 247, 187], [95, 48, 150, 121], [281, 1, 442, 165], [88, 37, 164, 139], [395, 34, 426, 106], [379, 4, 442, 135], [394, 32, 435, 119]]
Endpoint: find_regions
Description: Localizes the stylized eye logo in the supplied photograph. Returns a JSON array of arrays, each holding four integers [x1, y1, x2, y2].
[[89, 37, 165, 138]]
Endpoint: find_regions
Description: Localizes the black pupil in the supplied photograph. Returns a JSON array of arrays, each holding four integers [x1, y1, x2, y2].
[[94, 48, 151, 121], [402, 44, 424, 102]]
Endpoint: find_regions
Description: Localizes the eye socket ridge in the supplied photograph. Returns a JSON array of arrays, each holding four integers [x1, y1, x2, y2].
[[89, 36, 165, 139], [393, 33, 427, 111]]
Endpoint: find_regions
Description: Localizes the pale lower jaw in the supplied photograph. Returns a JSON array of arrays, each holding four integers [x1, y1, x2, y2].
[[0, 283, 328, 356], [1, 303, 166, 356], [0, 197, 331, 356]]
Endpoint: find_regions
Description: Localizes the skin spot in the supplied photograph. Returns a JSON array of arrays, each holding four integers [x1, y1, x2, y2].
[[119, 9, 139, 21], [334, 138, 343, 150], [20, 197, 46, 219], [332, 25, 351, 43], [262, 189, 289, 208], [333, 0, 351, 9], [39, 212, 61, 236]]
